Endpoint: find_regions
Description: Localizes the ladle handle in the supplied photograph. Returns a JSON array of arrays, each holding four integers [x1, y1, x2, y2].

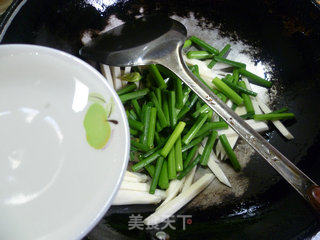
[[156, 47, 319, 213]]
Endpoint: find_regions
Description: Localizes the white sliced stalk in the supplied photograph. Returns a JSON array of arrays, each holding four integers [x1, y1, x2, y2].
[[256, 97, 294, 140], [212, 113, 220, 122], [120, 181, 150, 192], [110, 66, 123, 90], [198, 145, 231, 187], [119, 181, 166, 200], [183, 57, 213, 77], [143, 173, 214, 225], [124, 67, 131, 74], [123, 175, 147, 183], [235, 105, 247, 116], [219, 135, 238, 161], [113, 190, 161, 205], [125, 171, 149, 182], [216, 120, 266, 159], [154, 189, 167, 200], [242, 77, 262, 114], [201, 137, 208, 146], [156, 178, 185, 210], [207, 155, 231, 187], [100, 64, 114, 89], [120, 68, 127, 88], [204, 60, 234, 71], [226, 99, 233, 108], [203, 59, 232, 71], [218, 119, 268, 138], [182, 166, 197, 192], [215, 139, 223, 158], [183, 57, 218, 87]]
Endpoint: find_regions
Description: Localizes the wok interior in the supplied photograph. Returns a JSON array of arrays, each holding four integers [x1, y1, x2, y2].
[[91, 11, 320, 239], [1, 0, 319, 239]]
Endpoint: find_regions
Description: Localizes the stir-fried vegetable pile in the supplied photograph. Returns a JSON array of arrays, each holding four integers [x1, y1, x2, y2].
[[103, 35, 295, 225]]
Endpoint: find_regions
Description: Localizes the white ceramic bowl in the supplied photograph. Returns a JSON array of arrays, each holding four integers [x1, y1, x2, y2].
[[0, 44, 130, 240]]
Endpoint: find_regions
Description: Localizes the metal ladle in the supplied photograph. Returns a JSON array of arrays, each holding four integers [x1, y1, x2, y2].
[[80, 15, 320, 211]]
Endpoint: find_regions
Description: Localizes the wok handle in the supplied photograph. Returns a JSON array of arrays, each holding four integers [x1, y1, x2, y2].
[[307, 185, 320, 212], [156, 45, 319, 213]]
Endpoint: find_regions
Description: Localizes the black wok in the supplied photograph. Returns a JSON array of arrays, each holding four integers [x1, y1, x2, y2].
[[1, 0, 320, 239]]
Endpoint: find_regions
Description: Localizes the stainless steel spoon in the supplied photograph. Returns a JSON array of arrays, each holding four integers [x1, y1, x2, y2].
[[80, 15, 320, 211]]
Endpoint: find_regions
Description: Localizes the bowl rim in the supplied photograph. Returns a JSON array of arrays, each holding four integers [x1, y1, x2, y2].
[[0, 43, 130, 240]]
